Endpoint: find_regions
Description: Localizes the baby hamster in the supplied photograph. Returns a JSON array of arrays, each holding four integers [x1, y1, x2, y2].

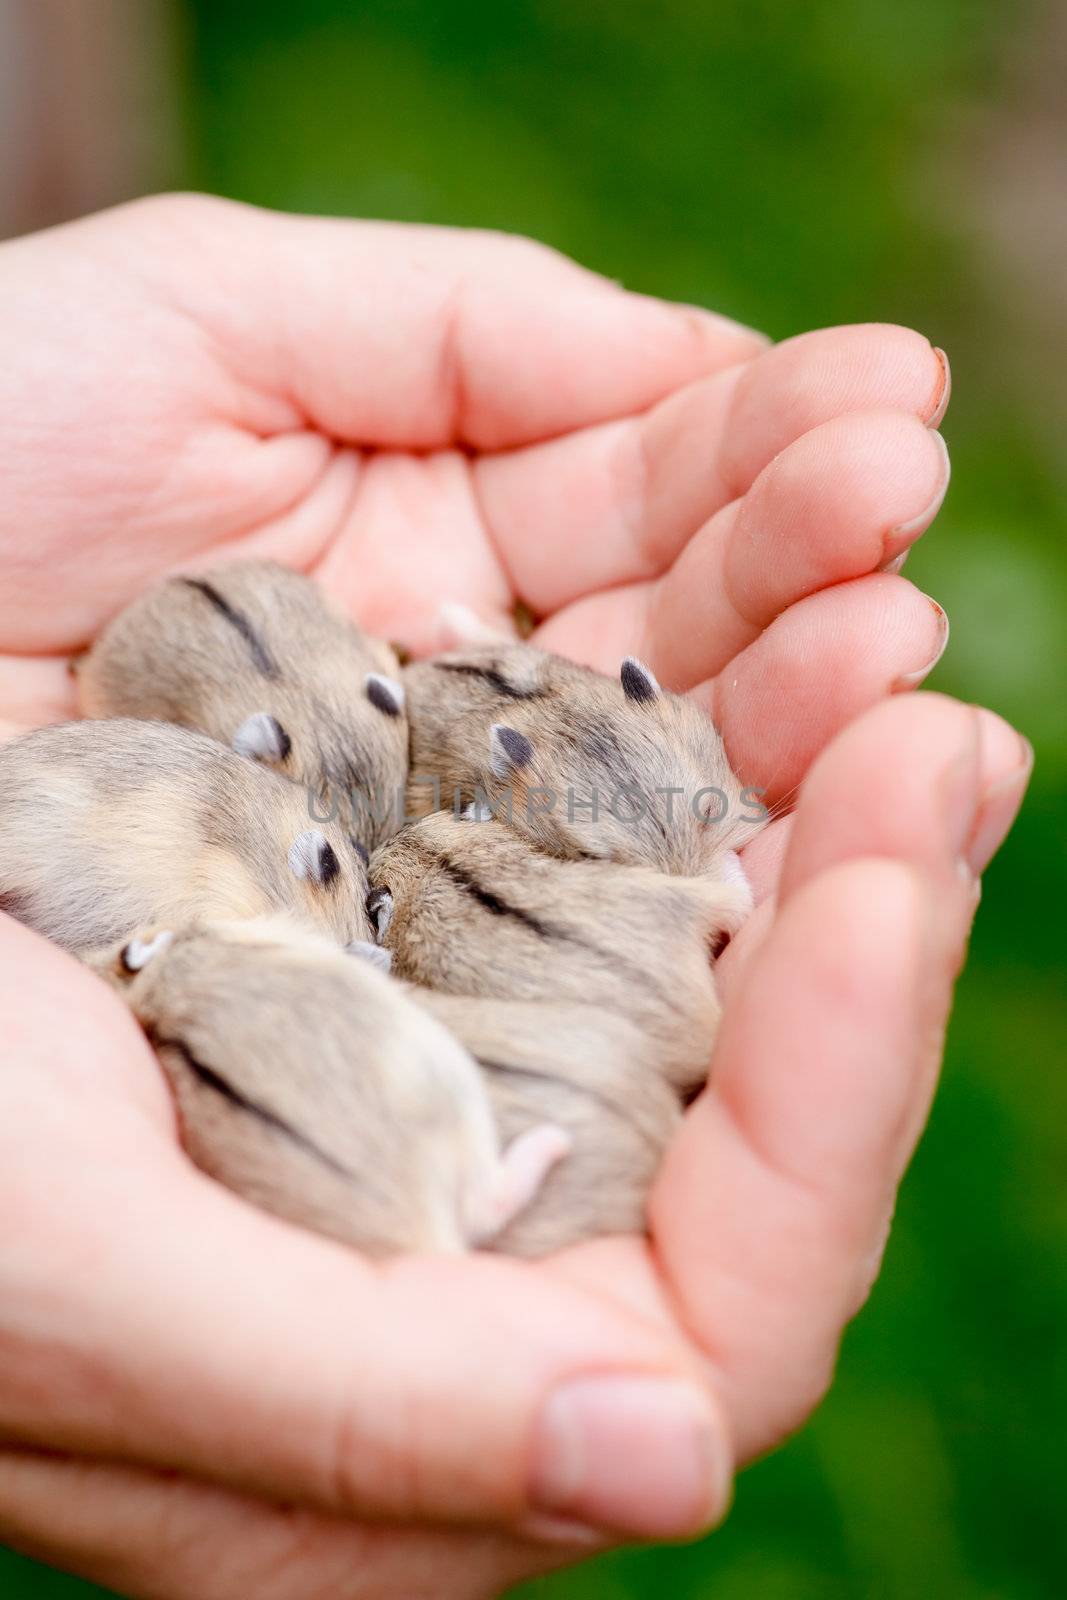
[[0, 719, 373, 957], [77, 561, 409, 851], [413, 992, 682, 1257], [368, 811, 750, 1094], [97, 915, 571, 1256], [402, 643, 765, 875]]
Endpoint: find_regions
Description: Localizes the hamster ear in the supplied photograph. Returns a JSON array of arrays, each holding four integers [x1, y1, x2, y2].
[[365, 673, 405, 717], [288, 829, 340, 887], [233, 711, 291, 764], [489, 724, 533, 778], [366, 886, 394, 942], [120, 929, 174, 973], [620, 657, 661, 704], [346, 939, 393, 973]]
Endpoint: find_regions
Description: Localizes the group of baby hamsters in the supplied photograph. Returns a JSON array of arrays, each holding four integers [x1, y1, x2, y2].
[[0, 562, 762, 1257]]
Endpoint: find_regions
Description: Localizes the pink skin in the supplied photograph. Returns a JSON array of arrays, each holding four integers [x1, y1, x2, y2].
[[0, 197, 1030, 1600]]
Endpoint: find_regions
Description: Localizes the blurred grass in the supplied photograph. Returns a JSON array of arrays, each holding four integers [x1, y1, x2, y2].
[[3, 1, 1064, 1596]]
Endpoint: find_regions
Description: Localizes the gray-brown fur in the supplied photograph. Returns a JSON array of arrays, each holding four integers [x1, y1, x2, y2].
[[414, 992, 682, 1256], [403, 643, 764, 874], [0, 719, 372, 956], [369, 812, 749, 1094], [94, 915, 528, 1255], [78, 561, 409, 850]]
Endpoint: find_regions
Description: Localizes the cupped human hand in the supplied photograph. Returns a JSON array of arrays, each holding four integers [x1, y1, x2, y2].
[[0, 197, 1030, 1600]]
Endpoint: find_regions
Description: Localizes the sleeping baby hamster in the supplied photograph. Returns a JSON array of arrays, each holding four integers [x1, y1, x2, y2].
[[413, 992, 682, 1257], [368, 811, 750, 1095], [403, 642, 765, 875], [96, 915, 571, 1256], [0, 719, 373, 957], [77, 561, 409, 851]]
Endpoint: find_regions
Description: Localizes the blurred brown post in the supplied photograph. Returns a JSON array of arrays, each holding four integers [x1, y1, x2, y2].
[[0, 0, 182, 239]]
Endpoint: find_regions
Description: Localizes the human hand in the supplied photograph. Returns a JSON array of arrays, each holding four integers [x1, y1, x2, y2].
[[0, 197, 1030, 1599]]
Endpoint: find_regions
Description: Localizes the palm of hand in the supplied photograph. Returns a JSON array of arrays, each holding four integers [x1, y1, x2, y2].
[[0, 196, 1026, 1600]]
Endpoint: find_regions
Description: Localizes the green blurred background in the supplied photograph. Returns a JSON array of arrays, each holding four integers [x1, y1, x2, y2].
[[1, 0, 1063, 1595]]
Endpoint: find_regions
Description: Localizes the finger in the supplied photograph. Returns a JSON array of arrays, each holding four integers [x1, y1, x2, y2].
[[475, 326, 947, 610], [0, 1450, 563, 1600], [651, 694, 1030, 1460], [703, 574, 948, 802], [537, 489, 947, 704], [652, 857, 972, 1460], [778, 692, 1033, 899], [0, 926, 729, 1543], [724, 326, 949, 490], [717, 694, 1029, 979], [119, 195, 766, 451], [649, 412, 949, 688]]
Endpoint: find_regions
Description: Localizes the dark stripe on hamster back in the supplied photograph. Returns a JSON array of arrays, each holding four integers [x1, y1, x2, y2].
[[476, 1056, 652, 1135], [433, 662, 546, 700], [406, 839, 674, 1001], [151, 1032, 356, 1180], [181, 579, 279, 680], [432, 852, 556, 938]]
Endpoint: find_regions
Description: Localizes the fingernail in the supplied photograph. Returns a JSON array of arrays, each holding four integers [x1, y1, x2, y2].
[[965, 733, 1033, 876], [887, 431, 951, 547], [925, 346, 952, 428], [528, 1376, 730, 1539], [892, 596, 949, 690]]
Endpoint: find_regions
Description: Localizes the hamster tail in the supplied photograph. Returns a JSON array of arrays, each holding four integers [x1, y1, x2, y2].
[[466, 1124, 574, 1249]]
